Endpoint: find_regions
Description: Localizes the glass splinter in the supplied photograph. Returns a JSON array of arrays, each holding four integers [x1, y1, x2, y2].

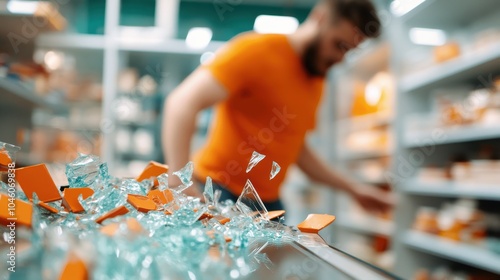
[[269, 161, 280, 180], [172, 161, 194, 192], [246, 151, 266, 173], [203, 177, 214, 206], [236, 180, 268, 219], [157, 173, 168, 191]]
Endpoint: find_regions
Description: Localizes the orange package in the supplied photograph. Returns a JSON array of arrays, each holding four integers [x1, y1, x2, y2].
[[16, 164, 62, 202], [136, 161, 169, 186], [62, 188, 94, 213], [297, 214, 336, 234], [0, 194, 33, 228]]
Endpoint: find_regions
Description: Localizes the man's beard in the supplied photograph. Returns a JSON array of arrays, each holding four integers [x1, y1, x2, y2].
[[302, 38, 324, 77]]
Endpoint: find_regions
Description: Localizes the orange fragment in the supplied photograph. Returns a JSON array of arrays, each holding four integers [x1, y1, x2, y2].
[[213, 215, 230, 225], [136, 161, 169, 186], [127, 194, 157, 213], [59, 254, 88, 280], [0, 152, 12, 166], [38, 202, 59, 213], [297, 214, 336, 234], [16, 164, 62, 202], [0, 194, 33, 228], [95, 206, 129, 224], [62, 188, 94, 213], [147, 189, 174, 205], [100, 218, 143, 236]]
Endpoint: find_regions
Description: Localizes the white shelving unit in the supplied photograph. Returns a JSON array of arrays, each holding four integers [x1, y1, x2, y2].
[[403, 231, 500, 275], [404, 123, 500, 148], [389, 0, 500, 278], [404, 180, 500, 201]]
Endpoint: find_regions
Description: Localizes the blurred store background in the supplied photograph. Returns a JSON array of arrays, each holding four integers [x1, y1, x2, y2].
[[1, 0, 500, 279]]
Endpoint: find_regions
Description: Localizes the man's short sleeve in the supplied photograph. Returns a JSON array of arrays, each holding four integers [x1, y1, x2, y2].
[[202, 33, 261, 97]]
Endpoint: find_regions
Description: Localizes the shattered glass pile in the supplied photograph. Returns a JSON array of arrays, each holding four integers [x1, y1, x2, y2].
[[1, 152, 302, 280]]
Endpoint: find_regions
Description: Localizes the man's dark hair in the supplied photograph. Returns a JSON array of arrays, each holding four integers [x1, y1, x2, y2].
[[323, 0, 381, 38]]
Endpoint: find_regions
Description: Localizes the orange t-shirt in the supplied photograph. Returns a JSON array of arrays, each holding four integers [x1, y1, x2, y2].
[[193, 33, 324, 202]]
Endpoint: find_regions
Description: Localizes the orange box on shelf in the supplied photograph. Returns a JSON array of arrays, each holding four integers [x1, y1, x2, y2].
[[147, 189, 174, 205], [136, 161, 169, 186], [0, 194, 33, 228], [127, 194, 157, 213], [434, 42, 460, 63], [95, 205, 129, 224], [62, 188, 94, 213], [16, 164, 62, 202], [297, 214, 336, 234]]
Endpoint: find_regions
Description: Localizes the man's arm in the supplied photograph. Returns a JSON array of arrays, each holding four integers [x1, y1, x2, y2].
[[162, 68, 228, 197], [296, 143, 394, 213]]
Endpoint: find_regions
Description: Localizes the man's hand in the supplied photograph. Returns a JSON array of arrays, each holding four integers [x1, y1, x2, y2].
[[352, 186, 395, 214]]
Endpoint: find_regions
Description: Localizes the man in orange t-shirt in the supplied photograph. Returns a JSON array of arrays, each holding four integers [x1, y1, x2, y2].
[[163, 0, 393, 212]]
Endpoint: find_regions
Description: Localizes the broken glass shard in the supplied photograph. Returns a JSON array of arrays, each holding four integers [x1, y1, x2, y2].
[[65, 153, 109, 188], [246, 151, 265, 173], [157, 173, 168, 191], [203, 177, 214, 206], [269, 161, 280, 180], [236, 180, 268, 220], [172, 162, 194, 191]]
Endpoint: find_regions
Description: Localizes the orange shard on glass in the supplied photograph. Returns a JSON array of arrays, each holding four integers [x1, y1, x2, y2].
[[127, 194, 157, 213], [38, 201, 59, 214], [16, 164, 62, 202], [62, 188, 94, 213], [136, 161, 169, 186], [95, 205, 129, 224], [297, 214, 336, 234], [147, 189, 174, 205]]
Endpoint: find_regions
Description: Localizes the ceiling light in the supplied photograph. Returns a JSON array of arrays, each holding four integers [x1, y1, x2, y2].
[[7, 0, 40, 14], [186, 27, 213, 50], [253, 15, 299, 34], [390, 0, 426, 17], [409, 28, 447, 46]]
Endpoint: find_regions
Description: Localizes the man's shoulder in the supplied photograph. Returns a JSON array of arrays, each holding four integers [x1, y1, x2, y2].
[[228, 32, 285, 51]]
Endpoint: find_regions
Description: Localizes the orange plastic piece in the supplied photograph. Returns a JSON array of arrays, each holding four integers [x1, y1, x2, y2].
[[136, 161, 169, 186], [16, 164, 62, 202], [95, 206, 129, 224], [297, 214, 336, 234], [265, 210, 285, 220], [59, 254, 88, 280], [127, 194, 157, 213], [207, 230, 232, 242], [38, 202, 59, 213], [62, 188, 94, 213], [213, 215, 230, 225], [164, 209, 173, 215], [199, 212, 214, 220], [0, 194, 33, 228], [147, 189, 174, 205], [100, 218, 143, 236], [0, 152, 12, 166]]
